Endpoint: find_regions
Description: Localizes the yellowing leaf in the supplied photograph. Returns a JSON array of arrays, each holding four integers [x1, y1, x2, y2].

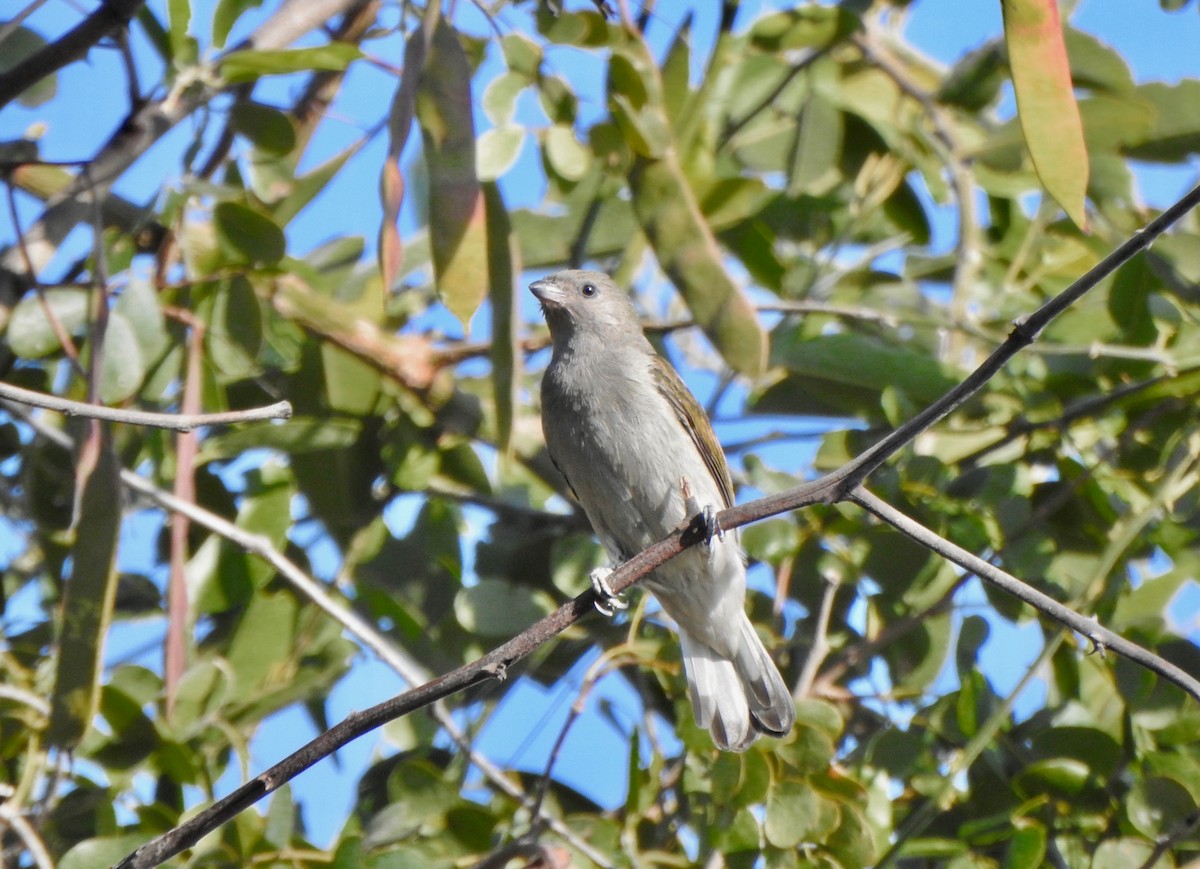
[[418, 22, 488, 331], [1003, 0, 1089, 229]]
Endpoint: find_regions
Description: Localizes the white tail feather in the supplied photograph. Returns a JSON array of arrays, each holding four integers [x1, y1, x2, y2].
[[679, 613, 795, 751]]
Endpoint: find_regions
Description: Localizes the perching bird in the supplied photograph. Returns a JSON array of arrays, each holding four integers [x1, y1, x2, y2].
[[532, 269, 795, 751]]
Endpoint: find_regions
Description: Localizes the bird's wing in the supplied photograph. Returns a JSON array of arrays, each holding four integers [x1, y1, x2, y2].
[[651, 354, 735, 510]]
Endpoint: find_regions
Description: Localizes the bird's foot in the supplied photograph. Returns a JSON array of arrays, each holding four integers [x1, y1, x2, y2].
[[681, 476, 724, 547], [590, 567, 628, 617]]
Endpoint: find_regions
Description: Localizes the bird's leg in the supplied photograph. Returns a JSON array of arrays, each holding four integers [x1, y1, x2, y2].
[[680, 476, 724, 547], [589, 567, 628, 617]]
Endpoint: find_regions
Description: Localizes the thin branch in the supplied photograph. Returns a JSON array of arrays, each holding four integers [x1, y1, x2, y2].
[[0, 803, 54, 869], [852, 26, 983, 362], [726, 182, 1200, 522], [104, 184, 1200, 866], [0, 382, 292, 431], [849, 487, 1200, 702], [1137, 809, 1200, 869], [0, 0, 370, 281], [9, 406, 610, 869], [793, 572, 838, 699], [0, 0, 146, 110], [876, 631, 1070, 868]]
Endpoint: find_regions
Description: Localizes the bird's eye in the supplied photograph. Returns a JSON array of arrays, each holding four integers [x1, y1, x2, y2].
[[581, 283, 597, 298]]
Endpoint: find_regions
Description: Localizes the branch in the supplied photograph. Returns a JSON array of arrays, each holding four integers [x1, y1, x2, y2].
[[727, 182, 1200, 522], [0, 0, 371, 281], [849, 487, 1200, 702], [8, 403, 611, 868], [108, 180, 1200, 868], [0, 381, 291, 431], [0, 0, 146, 110]]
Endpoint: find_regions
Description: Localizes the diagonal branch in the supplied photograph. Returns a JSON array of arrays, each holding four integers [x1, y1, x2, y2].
[[8, 402, 612, 868], [100, 180, 1200, 866], [849, 487, 1200, 701], [723, 181, 1200, 525], [0, 0, 146, 110]]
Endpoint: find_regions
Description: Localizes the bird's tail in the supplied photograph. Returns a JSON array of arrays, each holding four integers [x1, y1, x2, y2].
[[678, 613, 795, 752]]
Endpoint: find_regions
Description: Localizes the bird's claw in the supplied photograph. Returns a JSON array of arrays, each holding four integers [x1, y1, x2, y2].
[[590, 567, 628, 617], [681, 476, 724, 547]]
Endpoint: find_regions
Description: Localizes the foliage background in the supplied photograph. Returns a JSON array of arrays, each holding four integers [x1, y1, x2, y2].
[[2, 0, 1200, 866]]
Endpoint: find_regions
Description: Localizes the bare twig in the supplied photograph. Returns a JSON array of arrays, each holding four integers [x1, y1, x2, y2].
[[0, 382, 292, 430], [849, 487, 1200, 700], [0, 0, 146, 110]]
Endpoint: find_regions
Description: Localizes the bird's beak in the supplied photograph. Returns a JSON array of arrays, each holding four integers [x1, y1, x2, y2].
[[529, 279, 565, 307]]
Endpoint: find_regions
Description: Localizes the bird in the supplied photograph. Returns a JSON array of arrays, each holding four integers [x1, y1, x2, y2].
[[531, 269, 795, 751]]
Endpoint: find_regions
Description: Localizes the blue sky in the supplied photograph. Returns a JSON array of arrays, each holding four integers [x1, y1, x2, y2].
[[3, 0, 1200, 850]]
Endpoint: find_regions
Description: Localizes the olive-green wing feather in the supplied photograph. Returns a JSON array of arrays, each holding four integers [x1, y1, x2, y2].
[[651, 354, 735, 509]]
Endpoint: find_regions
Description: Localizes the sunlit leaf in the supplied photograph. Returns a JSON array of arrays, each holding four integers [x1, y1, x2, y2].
[[1002, 0, 1089, 227], [219, 44, 363, 82]]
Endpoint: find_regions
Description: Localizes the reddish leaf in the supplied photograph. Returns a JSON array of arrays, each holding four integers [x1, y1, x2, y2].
[[1003, 0, 1089, 228]]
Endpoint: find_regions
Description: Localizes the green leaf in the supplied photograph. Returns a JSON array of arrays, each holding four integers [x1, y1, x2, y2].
[[789, 96, 842, 195], [167, 0, 195, 65], [764, 781, 823, 848], [939, 41, 1006, 110], [483, 70, 528, 125], [1126, 775, 1196, 839], [1064, 27, 1135, 94], [190, 462, 295, 613], [7, 288, 89, 357], [1013, 758, 1091, 799], [544, 124, 592, 181], [1124, 80, 1200, 162], [485, 182, 519, 453], [272, 142, 357, 224], [418, 22, 488, 330], [212, 0, 265, 49], [264, 784, 295, 847], [1002, 0, 1089, 227], [203, 276, 264, 377], [749, 6, 860, 51], [758, 333, 958, 418], [224, 589, 299, 703], [199, 418, 362, 462], [213, 201, 286, 265], [1006, 821, 1048, 869], [454, 580, 554, 637], [0, 25, 57, 106], [219, 44, 363, 82], [48, 426, 121, 749], [98, 308, 146, 404], [476, 126, 525, 181], [230, 100, 296, 155], [60, 834, 149, 869]]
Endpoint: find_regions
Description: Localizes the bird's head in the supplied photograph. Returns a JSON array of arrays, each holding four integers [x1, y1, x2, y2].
[[530, 270, 644, 346]]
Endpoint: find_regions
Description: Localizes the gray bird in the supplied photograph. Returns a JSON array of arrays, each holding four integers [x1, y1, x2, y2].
[[531, 269, 796, 751]]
